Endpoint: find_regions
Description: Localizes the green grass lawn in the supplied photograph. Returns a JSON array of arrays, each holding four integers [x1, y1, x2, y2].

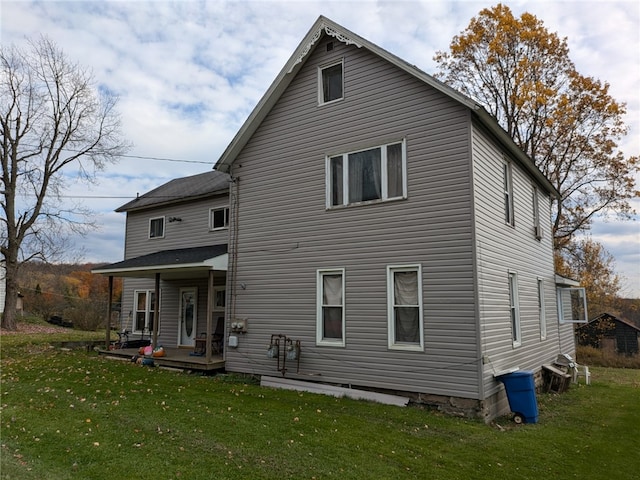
[[1, 331, 639, 479]]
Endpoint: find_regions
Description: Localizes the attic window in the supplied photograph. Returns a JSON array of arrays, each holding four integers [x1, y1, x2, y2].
[[326, 41, 334, 52], [318, 60, 343, 105]]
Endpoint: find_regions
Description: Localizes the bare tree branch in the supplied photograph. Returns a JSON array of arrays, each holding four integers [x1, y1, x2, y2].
[[1, 35, 130, 330]]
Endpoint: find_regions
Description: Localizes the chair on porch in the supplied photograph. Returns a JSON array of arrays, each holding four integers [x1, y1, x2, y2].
[[194, 316, 225, 356], [211, 316, 224, 355]]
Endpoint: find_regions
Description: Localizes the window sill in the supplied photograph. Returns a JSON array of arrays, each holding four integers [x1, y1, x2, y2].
[[327, 195, 407, 210], [316, 339, 345, 348], [388, 344, 423, 352], [318, 97, 344, 107]]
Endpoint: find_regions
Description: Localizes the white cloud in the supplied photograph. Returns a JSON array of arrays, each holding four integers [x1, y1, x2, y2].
[[2, 0, 639, 295]]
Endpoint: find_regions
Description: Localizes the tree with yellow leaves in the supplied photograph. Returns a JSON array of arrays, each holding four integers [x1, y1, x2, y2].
[[555, 238, 622, 315], [434, 4, 638, 251]]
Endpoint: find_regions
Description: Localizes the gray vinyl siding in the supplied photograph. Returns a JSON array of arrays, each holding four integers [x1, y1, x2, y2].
[[470, 122, 566, 397], [120, 195, 229, 346], [123, 195, 229, 259], [225, 39, 480, 397]]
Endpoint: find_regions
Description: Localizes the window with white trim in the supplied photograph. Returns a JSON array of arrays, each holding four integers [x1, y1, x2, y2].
[[532, 186, 543, 239], [316, 269, 345, 346], [209, 206, 229, 230], [327, 140, 406, 208], [318, 60, 343, 104], [504, 161, 514, 226], [557, 287, 588, 323], [387, 265, 423, 350], [509, 272, 521, 347], [149, 217, 164, 238], [133, 289, 160, 334], [538, 278, 547, 340]]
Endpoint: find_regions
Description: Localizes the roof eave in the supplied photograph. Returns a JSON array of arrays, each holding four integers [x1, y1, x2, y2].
[[92, 253, 228, 277], [116, 189, 229, 213], [471, 107, 560, 198]]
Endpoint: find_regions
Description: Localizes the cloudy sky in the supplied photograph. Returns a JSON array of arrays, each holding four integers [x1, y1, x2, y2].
[[2, 0, 639, 297]]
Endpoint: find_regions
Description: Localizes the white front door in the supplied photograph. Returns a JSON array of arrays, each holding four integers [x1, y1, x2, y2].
[[179, 288, 197, 347]]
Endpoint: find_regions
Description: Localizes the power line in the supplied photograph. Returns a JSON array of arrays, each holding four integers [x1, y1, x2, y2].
[[20, 143, 214, 164], [21, 194, 205, 200], [118, 153, 211, 164]]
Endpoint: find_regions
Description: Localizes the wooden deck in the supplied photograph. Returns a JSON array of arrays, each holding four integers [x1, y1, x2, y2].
[[98, 347, 225, 372]]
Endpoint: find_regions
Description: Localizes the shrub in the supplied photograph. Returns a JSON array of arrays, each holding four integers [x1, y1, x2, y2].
[[576, 345, 640, 368]]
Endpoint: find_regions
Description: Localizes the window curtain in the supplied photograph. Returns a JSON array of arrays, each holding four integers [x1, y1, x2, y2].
[[387, 143, 403, 198], [322, 274, 343, 339], [394, 271, 419, 343], [349, 148, 381, 203]]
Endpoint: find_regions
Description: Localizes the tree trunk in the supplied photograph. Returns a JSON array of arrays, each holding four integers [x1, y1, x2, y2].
[[1, 250, 20, 330]]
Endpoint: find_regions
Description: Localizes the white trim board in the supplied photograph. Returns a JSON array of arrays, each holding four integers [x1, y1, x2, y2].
[[260, 376, 409, 407]]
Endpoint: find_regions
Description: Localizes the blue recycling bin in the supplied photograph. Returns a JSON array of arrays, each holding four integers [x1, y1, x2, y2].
[[497, 370, 538, 424]]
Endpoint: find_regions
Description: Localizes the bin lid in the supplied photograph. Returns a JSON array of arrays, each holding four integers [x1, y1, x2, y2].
[[498, 370, 533, 379], [493, 367, 519, 378]]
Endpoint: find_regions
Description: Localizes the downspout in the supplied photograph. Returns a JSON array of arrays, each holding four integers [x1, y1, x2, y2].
[[229, 173, 240, 323]]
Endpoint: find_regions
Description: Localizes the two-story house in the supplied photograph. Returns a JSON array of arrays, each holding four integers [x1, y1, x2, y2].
[[212, 16, 585, 420], [96, 16, 586, 420]]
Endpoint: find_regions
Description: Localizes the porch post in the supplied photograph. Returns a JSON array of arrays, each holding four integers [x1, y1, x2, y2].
[[105, 276, 113, 349], [206, 270, 215, 363], [152, 272, 160, 347]]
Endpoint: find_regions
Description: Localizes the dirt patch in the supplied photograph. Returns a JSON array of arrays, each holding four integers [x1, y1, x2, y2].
[[0, 322, 72, 335]]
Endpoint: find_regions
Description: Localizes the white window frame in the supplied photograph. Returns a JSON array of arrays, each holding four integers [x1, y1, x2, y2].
[[538, 278, 547, 340], [209, 206, 230, 231], [318, 59, 344, 105], [326, 139, 407, 208], [532, 186, 543, 240], [316, 269, 346, 347], [149, 216, 165, 239], [509, 272, 521, 347], [557, 287, 588, 323], [504, 161, 515, 226], [387, 264, 424, 351], [133, 289, 161, 334]]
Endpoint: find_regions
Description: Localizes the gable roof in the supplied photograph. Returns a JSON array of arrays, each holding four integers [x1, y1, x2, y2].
[[582, 312, 640, 332], [214, 15, 559, 198], [116, 170, 230, 213]]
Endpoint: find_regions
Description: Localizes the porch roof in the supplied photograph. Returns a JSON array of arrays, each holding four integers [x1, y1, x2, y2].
[[92, 244, 228, 279]]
